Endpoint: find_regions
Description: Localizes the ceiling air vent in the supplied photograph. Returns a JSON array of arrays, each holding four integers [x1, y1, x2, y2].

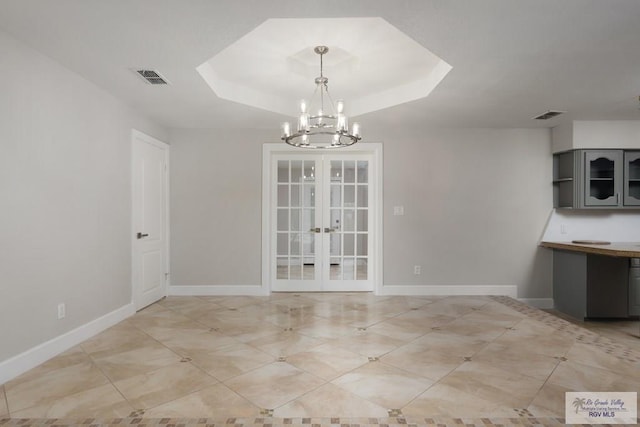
[[134, 69, 169, 85], [533, 110, 565, 120]]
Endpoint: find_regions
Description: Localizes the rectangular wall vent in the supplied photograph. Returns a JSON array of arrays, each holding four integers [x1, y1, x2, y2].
[[533, 110, 565, 120], [134, 69, 169, 85]]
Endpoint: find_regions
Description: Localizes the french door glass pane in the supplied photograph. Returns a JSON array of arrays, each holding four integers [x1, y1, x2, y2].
[[330, 233, 341, 256], [290, 257, 302, 279], [357, 259, 368, 280], [277, 257, 288, 279], [291, 184, 301, 206], [356, 209, 367, 231], [278, 161, 289, 182], [357, 185, 368, 207], [276, 159, 316, 281], [344, 161, 356, 183], [330, 185, 341, 207], [357, 161, 368, 183], [277, 233, 288, 255], [343, 209, 355, 231], [291, 161, 303, 181], [277, 185, 288, 206], [343, 258, 355, 280], [344, 185, 355, 207], [357, 234, 368, 256], [344, 233, 354, 256], [291, 209, 301, 231], [327, 159, 369, 282], [277, 209, 288, 231]]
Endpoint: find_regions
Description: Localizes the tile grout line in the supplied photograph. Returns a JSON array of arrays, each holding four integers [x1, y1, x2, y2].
[[1, 386, 9, 418], [78, 342, 137, 416], [522, 355, 567, 416]]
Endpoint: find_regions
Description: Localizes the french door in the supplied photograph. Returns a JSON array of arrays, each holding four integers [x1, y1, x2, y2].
[[271, 153, 373, 292]]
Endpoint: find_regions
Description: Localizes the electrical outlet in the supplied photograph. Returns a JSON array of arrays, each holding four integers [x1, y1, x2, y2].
[[57, 303, 66, 319], [393, 206, 404, 216], [414, 265, 421, 275]]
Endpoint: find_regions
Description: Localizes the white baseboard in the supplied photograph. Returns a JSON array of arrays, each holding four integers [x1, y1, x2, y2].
[[0, 303, 134, 385], [169, 284, 519, 298], [168, 285, 269, 296], [377, 284, 518, 297], [518, 298, 554, 309]]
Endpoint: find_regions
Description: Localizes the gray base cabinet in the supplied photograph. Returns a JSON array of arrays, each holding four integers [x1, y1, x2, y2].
[[585, 255, 629, 317], [553, 251, 629, 319], [553, 250, 587, 319], [630, 259, 640, 316]]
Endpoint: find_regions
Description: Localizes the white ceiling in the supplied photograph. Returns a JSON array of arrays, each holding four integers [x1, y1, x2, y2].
[[1, 0, 640, 131]]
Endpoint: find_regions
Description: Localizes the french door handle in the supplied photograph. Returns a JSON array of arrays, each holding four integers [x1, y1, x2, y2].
[[324, 227, 336, 233], [309, 227, 321, 233], [137, 232, 149, 239]]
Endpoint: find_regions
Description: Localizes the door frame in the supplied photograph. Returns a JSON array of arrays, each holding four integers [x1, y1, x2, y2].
[[262, 142, 383, 294], [131, 129, 170, 309]]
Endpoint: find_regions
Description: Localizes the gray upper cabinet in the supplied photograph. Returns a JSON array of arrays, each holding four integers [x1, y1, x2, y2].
[[553, 149, 639, 209], [624, 151, 640, 206], [583, 150, 623, 207], [553, 150, 578, 208]]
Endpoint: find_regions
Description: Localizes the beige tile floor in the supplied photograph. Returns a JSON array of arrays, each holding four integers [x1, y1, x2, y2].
[[1, 294, 639, 423]]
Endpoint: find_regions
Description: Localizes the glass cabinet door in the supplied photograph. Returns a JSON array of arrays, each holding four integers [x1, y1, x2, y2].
[[583, 150, 623, 207], [624, 151, 640, 206]]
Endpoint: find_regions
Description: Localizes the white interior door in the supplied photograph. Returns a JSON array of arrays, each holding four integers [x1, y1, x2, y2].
[[271, 153, 373, 292], [132, 130, 169, 310]]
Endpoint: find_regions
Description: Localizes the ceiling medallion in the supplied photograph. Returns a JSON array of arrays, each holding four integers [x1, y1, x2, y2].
[[281, 46, 361, 149]]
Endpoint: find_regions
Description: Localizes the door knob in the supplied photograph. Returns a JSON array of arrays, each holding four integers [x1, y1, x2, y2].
[[137, 232, 149, 239]]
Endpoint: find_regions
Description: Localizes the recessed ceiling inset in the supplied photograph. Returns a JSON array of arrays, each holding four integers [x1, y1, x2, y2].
[[196, 18, 452, 117]]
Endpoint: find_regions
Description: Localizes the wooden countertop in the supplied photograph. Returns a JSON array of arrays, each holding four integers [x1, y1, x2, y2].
[[540, 241, 640, 258]]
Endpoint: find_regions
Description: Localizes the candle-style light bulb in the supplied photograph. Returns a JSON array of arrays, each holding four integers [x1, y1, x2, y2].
[[300, 100, 307, 113], [298, 111, 309, 132], [336, 100, 344, 114], [281, 122, 291, 138], [352, 122, 360, 138], [332, 134, 340, 146], [336, 110, 347, 132]]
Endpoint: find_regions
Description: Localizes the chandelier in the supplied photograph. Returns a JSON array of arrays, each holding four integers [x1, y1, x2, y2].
[[281, 46, 361, 149]]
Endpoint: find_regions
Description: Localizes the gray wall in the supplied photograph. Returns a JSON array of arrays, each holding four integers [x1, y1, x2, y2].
[[0, 30, 167, 362], [170, 128, 266, 286], [169, 127, 553, 299], [378, 127, 552, 297]]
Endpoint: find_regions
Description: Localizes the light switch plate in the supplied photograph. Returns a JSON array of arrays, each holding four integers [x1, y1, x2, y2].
[[393, 206, 404, 216]]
